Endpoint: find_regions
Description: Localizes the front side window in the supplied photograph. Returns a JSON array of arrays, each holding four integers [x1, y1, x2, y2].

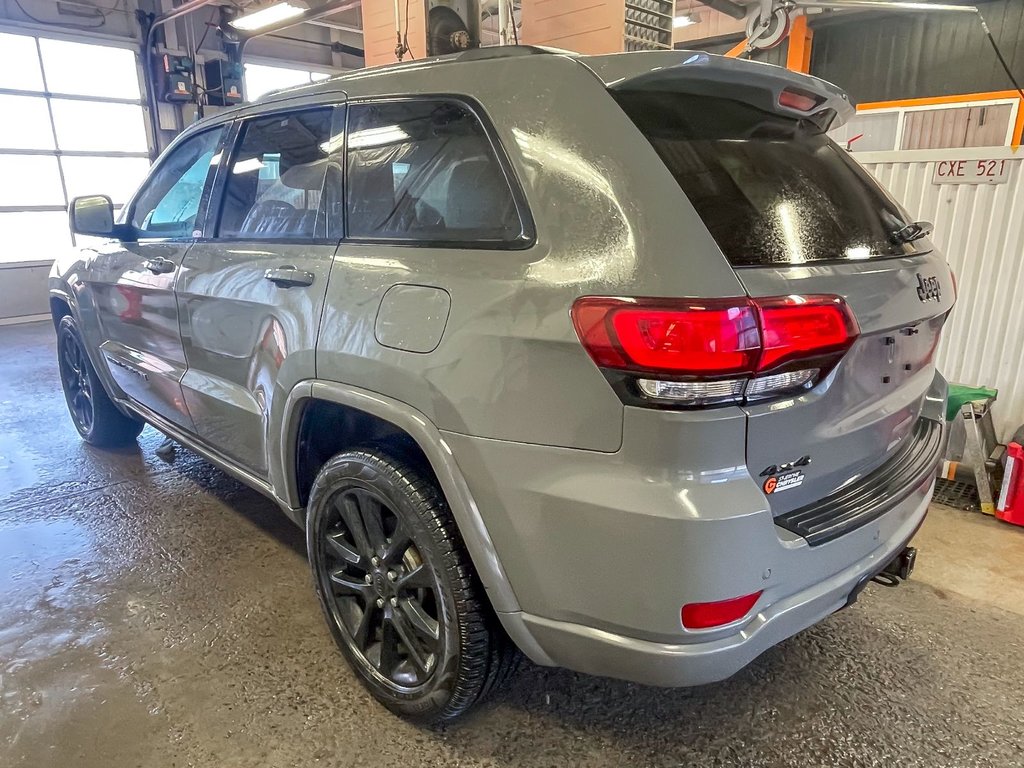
[[345, 100, 524, 244], [218, 108, 335, 239], [131, 127, 224, 238]]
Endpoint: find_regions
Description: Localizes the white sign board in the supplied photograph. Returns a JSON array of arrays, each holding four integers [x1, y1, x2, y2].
[[932, 158, 1011, 185]]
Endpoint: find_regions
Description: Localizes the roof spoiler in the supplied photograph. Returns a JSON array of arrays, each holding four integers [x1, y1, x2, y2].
[[603, 52, 855, 130]]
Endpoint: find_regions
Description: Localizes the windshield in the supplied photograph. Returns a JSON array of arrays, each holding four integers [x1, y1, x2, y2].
[[613, 90, 925, 267]]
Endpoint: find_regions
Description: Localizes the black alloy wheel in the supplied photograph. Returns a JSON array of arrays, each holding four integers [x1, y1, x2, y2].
[[58, 326, 95, 435], [56, 315, 143, 447], [307, 449, 517, 723], [320, 484, 443, 689]]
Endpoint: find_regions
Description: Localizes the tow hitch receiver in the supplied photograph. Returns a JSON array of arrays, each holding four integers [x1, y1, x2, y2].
[[844, 546, 918, 607], [872, 546, 917, 586]]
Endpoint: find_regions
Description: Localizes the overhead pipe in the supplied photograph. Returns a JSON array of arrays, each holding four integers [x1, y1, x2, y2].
[[306, 19, 365, 35], [795, 0, 976, 10]]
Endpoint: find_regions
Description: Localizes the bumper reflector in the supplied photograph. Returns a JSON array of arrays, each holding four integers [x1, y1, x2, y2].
[[682, 591, 763, 629]]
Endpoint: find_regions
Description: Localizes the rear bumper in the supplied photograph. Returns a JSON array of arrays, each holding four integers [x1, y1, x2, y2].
[[443, 388, 943, 686], [497, 488, 930, 687]]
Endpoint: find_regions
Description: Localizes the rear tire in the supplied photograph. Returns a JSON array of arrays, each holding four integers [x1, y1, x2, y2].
[[306, 448, 516, 724], [56, 315, 143, 447]]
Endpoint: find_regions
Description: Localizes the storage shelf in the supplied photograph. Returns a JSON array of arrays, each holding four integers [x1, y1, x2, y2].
[[625, 1, 674, 21], [623, 34, 672, 49], [625, 15, 671, 34]]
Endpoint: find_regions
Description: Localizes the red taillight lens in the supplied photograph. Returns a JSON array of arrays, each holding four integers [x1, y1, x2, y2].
[[682, 591, 763, 629], [571, 295, 859, 406], [571, 299, 761, 375], [756, 296, 860, 371], [612, 304, 760, 374], [572, 295, 859, 376]]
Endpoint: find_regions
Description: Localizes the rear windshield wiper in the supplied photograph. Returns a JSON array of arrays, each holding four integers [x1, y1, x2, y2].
[[892, 220, 933, 244]]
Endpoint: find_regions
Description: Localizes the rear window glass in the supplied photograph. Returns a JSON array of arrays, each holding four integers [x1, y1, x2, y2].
[[613, 91, 921, 267]]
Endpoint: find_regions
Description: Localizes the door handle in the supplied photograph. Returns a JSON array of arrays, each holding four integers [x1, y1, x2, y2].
[[143, 257, 176, 275], [264, 266, 314, 288]]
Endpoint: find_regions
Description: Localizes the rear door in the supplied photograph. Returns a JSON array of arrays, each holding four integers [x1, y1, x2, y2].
[[612, 83, 954, 516], [176, 105, 342, 477], [91, 125, 226, 431]]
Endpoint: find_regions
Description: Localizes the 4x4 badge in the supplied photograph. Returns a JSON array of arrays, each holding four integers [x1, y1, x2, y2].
[[916, 273, 941, 303]]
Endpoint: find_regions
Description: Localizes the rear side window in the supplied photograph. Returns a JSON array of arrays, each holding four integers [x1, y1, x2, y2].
[[345, 100, 525, 245], [613, 91, 918, 267], [219, 108, 334, 239]]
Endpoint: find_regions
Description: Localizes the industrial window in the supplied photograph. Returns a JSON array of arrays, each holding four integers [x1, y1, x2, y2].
[[343, 100, 525, 245], [218, 108, 335, 240], [829, 99, 1019, 153], [900, 104, 1015, 150], [0, 32, 149, 264], [130, 128, 224, 238]]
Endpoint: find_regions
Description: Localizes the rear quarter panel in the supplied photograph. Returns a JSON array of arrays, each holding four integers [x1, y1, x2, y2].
[[316, 54, 747, 450]]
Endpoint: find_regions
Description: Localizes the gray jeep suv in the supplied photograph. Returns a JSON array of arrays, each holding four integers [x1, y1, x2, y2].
[[50, 47, 953, 723]]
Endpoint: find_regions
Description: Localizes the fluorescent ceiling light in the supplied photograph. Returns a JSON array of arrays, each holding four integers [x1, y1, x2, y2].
[[673, 14, 697, 27], [229, 1, 308, 31], [348, 125, 410, 149], [232, 157, 265, 174], [319, 133, 345, 154]]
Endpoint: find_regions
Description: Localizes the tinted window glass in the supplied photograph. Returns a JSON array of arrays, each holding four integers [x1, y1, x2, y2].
[[613, 91, 919, 266], [219, 108, 334, 239], [131, 127, 224, 238], [345, 100, 522, 243]]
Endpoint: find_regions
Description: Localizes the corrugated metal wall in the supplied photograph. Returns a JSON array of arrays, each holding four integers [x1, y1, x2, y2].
[[861, 148, 1024, 440], [811, 0, 1024, 103]]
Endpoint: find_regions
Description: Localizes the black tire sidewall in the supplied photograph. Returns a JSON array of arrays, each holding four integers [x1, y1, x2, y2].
[[57, 316, 97, 441], [306, 451, 465, 720], [56, 315, 142, 446]]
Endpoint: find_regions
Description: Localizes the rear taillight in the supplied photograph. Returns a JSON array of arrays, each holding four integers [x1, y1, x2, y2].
[[756, 295, 860, 371], [571, 295, 859, 407], [571, 297, 760, 375]]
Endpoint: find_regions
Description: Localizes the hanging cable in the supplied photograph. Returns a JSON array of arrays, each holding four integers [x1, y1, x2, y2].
[[196, 8, 219, 53], [976, 9, 1024, 104], [404, 0, 414, 59]]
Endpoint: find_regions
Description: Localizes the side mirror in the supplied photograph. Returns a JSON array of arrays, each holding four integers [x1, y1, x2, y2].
[[69, 195, 117, 238]]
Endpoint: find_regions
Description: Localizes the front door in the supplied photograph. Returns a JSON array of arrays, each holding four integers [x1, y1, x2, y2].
[[177, 106, 341, 476], [90, 126, 226, 431]]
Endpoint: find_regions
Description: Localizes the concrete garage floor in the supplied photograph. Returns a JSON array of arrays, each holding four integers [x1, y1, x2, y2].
[[2, 320, 1024, 768]]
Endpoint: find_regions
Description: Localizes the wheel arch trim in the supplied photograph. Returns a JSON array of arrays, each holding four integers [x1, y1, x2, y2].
[[280, 380, 521, 613]]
